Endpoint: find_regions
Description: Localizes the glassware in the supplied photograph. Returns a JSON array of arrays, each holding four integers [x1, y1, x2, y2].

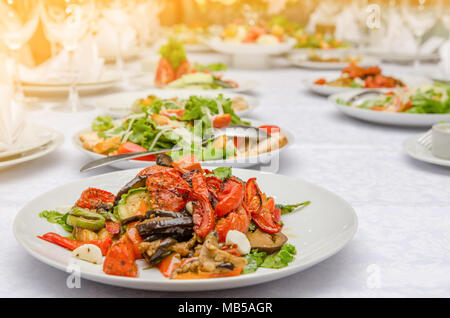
[[0, 0, 39, 103], [99, 0, 136, 77], [40, 0, 95, 112], [401, 0, 442, 70]]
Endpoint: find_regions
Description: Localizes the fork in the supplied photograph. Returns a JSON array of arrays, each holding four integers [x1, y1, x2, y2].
[[417, 129, 432, 150]]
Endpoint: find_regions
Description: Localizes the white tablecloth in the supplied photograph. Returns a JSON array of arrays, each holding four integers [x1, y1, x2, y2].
[[1, 64, 449, 298]]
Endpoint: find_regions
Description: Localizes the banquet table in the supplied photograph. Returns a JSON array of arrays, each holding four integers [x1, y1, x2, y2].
[[1, 63, 450, 298]]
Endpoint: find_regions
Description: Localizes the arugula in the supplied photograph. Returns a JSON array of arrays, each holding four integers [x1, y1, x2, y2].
[[194, 62, 228, 72], [406, 89, 450, 114], [39, 210, 73, 233], [159, 37, 186, 69], [243, 249, 267, 274], [207, 167, 233, 180], [275, 201, 311, 215], [243, 244, 297, 273], [261, 244, 297, 269]]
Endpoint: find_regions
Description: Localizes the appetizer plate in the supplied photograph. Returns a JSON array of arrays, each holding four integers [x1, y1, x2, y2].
[[132, 74, 259, 93], [329, 91, 450, 127], [73, 119, 294, 170], [403, 134, 450, 167], [13, 168, 358, 291], [0, 128, 64, 170], [184, 43, 212, 52], [208, 37, 296, 56], [288, 53, 380, 70], [303, 72, 432, 96], [90, 90, 259, 118]]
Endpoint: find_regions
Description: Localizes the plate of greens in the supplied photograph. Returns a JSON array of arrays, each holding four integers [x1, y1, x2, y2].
[[329, 85, 450, 127], [75, 94, 293, 169]]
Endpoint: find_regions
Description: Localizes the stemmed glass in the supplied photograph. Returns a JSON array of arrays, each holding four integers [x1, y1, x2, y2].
[[40, 0, 95, 112], [401, 0, 442, 70], [98, 0, 136, 79], [0, 0, 39, 104]]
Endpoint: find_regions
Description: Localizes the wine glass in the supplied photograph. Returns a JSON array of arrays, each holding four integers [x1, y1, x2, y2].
[[401, 0, 442, 70], [98, 0, 136, 77], [0, 0, 39, 104], [40, 0, 95, 112]]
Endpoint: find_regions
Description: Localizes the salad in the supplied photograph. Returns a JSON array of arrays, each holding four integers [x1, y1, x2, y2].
[[221, 23, 286, 44], [314, 63, 405, 89], [294, 30, 350, 50], [38, 155, 310, 279], [79, 94, 288, 162], [154, 38, 237, 90], [337, 85, 450, 114]]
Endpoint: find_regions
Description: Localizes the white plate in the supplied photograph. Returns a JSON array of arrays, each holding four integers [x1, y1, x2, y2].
[[288, 53, 380, 70], [403, 134, 450, 167], [427, 70, 450, 84], [132, 74, 259, 93], [13, 168, 358, 291], [22, 72, 121, 95], [184, 43, 212, 52], [303, 72, 433, 96], [90, 90, 259, 118], [329, 90, 450, 127], [73, 119, 294, 170], [208, 37, 296, 56], [0, 129, 64, 169], [0, 123, 57, 158], [363, 48, 440, 63]]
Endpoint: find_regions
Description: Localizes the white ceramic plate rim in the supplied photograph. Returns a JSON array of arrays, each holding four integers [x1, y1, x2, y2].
[[72, 118, 295, 169], [90, 90, 259, 118], [329, 90, 450, 127], [13, 167, 358, 291], [303, 72, 433, 96], [403, 134, 450, 167], [288, 54, 380, 70], [21, 71, 121, 87], [0, 129, 64, 168], [207, 37, 296, 55]]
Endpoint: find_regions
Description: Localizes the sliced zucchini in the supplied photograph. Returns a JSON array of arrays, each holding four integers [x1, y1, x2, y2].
[[115, 188, 150, 224]]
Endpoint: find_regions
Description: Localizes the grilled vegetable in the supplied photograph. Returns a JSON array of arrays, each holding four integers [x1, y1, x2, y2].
[[66, 207, 105, 231], [115, 188, 149, 224], [136, 217, 193, 237]]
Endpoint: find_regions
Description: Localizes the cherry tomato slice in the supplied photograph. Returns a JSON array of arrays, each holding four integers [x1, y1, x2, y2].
[[75, 188, 115, 210], [259, 125, 280, 136], [212, 114, 232, 128], [116, 142, 156, 161], [154, 58, 175, 85]]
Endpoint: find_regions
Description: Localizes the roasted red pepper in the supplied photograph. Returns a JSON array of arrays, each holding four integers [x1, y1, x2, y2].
[[105, 221, 120, 235], [215, 178, 244, 218], [103, 236, 138, 277], [191, 192, 215, 238], [38, 232, 112, 256]]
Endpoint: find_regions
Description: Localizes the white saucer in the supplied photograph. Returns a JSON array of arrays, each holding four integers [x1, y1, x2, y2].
[[403, 134, 450, 167]]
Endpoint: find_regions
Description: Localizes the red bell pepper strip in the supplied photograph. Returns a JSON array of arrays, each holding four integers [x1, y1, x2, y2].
[[126, 222, 144, 259], [38, 232, 112, 256]]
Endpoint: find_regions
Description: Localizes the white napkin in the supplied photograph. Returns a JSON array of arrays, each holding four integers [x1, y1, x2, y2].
[[94, 18, 137, 59], [380, 9, 417, 54], [0, 84, 24, 152], [335, 6, 362, 43], [439, 40, 450, 77], [306, 1, 341, 34], [20, 37, 104, 83]]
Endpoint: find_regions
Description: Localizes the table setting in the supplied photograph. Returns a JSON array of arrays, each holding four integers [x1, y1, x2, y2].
[[1, 0, 450, 299]]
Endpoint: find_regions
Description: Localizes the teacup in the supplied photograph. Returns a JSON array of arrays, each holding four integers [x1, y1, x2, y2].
[[432, 123, 450, 160]]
